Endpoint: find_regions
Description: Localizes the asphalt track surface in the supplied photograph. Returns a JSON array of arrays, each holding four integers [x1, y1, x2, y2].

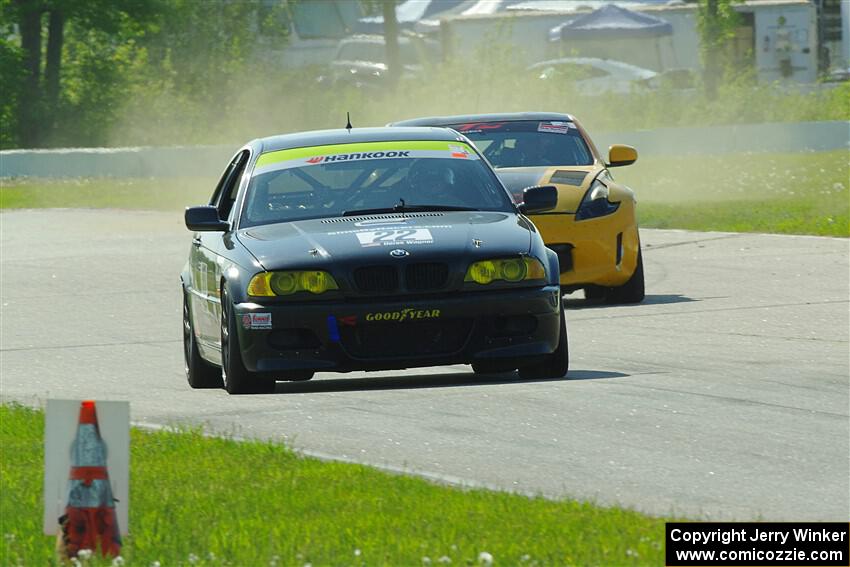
[[2, 209, 848, 521]]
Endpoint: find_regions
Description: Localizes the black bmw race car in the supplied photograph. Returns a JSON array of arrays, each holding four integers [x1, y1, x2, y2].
[[181, 127, 568, 394]]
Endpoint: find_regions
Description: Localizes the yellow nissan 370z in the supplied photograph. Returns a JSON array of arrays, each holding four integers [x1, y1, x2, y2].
[[391, 112, 644, 304]]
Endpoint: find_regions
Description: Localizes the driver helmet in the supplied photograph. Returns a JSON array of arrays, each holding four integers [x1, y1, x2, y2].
[[407, 159, 454, 202]]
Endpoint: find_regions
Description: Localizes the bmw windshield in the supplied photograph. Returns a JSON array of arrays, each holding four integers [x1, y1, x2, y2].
[[240, 140, 514, 228], [450, 120, 594, 168]]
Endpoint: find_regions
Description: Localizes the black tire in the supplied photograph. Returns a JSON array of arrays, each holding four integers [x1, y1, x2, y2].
[[583, 285, 607, 301], [471, 361, 517, 375], [183, 289, 223, 389], [606, 247, 645, 304], [518, 308, 569, 380], [220, 289, 275, 395]]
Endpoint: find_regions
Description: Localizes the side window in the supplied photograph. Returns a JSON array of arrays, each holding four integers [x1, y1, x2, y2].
[[209, 153, 240, 207], [213, 150, 250, 221]]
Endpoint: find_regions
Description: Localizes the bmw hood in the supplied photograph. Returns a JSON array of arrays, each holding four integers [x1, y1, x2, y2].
[[237, 211, 535, 271], [496, 165, 602, 213]]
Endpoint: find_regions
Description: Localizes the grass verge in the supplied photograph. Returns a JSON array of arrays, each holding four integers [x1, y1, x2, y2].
[[1, 403, 666, 566], [1, 151, 847, 237], [617, 150, 850, 237]]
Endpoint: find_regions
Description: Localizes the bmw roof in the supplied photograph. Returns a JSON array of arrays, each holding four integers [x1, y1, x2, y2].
[[254, 127, 465, 153], [389, 112, 576, 127]]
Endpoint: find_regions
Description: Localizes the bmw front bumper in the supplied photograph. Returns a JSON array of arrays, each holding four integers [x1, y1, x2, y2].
[[233, 285, 563, 374]]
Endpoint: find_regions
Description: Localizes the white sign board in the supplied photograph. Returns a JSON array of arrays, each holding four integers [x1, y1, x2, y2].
[[43, 399, 129, 535]]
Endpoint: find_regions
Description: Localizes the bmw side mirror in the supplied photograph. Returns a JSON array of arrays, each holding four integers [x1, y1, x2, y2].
[[185, 206, 230, 232], [519, 185, 558, 214]]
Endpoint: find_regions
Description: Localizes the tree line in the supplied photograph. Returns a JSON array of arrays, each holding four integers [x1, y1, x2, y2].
[[0, 0, 290, 149]]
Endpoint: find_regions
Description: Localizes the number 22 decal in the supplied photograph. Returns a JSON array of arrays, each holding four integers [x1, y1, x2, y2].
[[356, 229, 434, 247]]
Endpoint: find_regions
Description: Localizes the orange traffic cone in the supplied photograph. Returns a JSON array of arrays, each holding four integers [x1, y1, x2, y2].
[[58, 400, 122, 559]]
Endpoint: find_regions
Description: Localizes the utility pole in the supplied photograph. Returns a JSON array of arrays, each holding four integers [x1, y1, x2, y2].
[[704, 0, 720, 99], [382, 0, 400, 85]]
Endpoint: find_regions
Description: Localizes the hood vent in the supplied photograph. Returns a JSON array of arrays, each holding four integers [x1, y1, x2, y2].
[[550, 170, 588, 186], [321, 212, 445, 224]]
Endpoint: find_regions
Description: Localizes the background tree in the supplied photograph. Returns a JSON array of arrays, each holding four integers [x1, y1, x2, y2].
[[3, 0, 161, 147], [698, 0, 740, 99], [381, 0, 400, 84], [0, 0, 290, 148]]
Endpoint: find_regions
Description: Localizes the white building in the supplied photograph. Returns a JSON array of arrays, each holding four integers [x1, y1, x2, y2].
[[439, 0, 821, 83]]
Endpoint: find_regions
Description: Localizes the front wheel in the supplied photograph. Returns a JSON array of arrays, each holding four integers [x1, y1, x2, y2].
[[518, 308, 569, 380], [221, 289, 275, 395], [606, 247, 645, 304], [183, 289, 223, 389]]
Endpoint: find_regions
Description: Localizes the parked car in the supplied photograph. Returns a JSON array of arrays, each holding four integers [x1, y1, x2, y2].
[[181, 126, 568, 394], [390, 113, 645, 304], [317, 34, 440, 88], [527, 57, 658, 94]]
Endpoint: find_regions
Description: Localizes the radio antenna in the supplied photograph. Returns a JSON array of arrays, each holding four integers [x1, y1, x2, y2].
[[345, 112, 352, 132]]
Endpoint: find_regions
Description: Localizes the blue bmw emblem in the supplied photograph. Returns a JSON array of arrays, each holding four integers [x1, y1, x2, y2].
[[389, 249, 409, 258]]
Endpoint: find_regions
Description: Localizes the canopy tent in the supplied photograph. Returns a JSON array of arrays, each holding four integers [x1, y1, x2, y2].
[[548, 4, 673, 42]]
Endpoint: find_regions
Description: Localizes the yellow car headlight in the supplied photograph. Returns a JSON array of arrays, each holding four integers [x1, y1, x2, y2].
[[467, 260, 497, 285], [247, 271, 339, 297], [464, 257, 546, 285]]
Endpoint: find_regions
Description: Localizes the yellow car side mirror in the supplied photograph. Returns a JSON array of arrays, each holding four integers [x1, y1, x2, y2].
[[608, 144, 638, 167]]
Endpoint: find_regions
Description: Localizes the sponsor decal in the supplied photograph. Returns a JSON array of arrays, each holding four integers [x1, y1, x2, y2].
[[354, 219, 409, 227], [305, 150, 410, 165], [255, 141, 479, 176], [455, 122, 506, 133], [243, 312, 272, 329], [326, 315, 341, 342], [356, 228, 433, 247], [338, 315, 357, 327], [449, 144, 470, 159], [365, 308, 441, 322], [538, 121, 573, 134], [327, 225, 451, 236]]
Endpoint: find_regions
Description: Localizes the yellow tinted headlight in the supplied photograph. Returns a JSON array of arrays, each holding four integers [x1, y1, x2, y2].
[[246, 273, 274, 296], [524, 257, 546, 280], [500, 258, 527, 282], [467, 260, 497, 284], [464, 257, 546, 285], [271, 272, 299, 295], [299, 270, 337, 294], [248, 271, 338, 297]]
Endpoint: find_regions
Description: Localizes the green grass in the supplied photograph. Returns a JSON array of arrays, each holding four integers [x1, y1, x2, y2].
[[616, 150, 850, 237], [1, 403, 666, 566], [1, 150, 847, 236], [0, 177, 212, 211]]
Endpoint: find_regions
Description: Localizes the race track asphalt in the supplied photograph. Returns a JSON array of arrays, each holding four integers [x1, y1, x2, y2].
[[2, 209, 848, 521]]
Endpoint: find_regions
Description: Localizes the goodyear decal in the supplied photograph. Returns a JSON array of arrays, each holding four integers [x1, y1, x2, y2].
[[254, 141, 478, 176], [365, 308, 441, 322]]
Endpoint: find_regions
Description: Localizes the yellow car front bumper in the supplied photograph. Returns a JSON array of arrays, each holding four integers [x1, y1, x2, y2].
[[530, 199, 640, 289]]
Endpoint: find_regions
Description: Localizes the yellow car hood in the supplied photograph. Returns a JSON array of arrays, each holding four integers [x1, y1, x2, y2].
[[495, 165, 602, 213]]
